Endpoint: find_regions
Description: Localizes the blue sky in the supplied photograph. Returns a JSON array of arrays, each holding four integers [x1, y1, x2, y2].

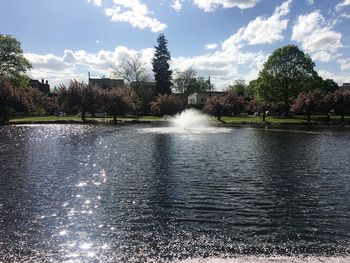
[[1, 0, 349, 89]]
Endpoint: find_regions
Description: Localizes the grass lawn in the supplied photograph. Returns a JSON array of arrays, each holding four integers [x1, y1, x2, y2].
[[9, 115, 161, 123], [9, 114, 349, 124], [217, 115, 350, 124]]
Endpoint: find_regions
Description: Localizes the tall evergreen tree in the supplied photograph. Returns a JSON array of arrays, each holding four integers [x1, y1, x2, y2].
[[152, 34, 172, 95]]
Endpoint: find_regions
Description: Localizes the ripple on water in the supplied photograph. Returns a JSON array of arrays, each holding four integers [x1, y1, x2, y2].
[[175, 256, 350, 263], [0, 124, 350, 262], [139, 127, 232, 134]]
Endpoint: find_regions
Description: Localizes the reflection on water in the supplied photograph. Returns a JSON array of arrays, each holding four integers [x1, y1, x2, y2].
[[0, 124, 349, 262], [139, 126, 232, 134]]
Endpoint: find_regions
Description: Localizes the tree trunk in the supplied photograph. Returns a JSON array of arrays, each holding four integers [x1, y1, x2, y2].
[[307, 112, 311, 122], [341, 114, 344, 123], [326, 114, 330, 125], [82, 111, 86, 122], [113, 114, 117, 123], [262, 111, 266, 122]]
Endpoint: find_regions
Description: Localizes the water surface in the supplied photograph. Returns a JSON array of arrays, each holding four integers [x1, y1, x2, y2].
[[0, 124, 349, 262]]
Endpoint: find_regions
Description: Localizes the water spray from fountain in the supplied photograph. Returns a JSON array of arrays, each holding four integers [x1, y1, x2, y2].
[[169, 109, 209, 129], [139, 108, 231, 134]]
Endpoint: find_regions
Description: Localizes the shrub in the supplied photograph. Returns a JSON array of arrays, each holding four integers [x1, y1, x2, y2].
[[150, 94, 185, 116]]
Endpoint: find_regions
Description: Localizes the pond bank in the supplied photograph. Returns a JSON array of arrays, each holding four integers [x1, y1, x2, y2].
[[6, 119, 350, 129]]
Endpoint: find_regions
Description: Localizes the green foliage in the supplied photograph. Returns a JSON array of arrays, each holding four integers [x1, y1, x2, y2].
[[173, 69, 212, 96], [304, 76, 339, 94], [0, 34, 32, 87], [256, 45, 318, 112], [152, 34, 172, 95], [227, 80, 246, 97], [150, 94, 185, 116]]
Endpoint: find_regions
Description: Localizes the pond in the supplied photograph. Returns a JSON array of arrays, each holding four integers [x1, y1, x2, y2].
[[0, 124, 349, 262]]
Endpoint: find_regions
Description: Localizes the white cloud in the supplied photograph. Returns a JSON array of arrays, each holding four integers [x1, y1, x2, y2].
[[25, 46, 155, 87], [337, 58, 350, 71], [340, 12, 350, 19], [171, 0, 184, 11], [292, 10, 342, 62], [25, 41, 268, 90], [173, 43, 268, 89], [104, 0, 166, 32], [335, 0, 350, 11], [193, 0, 260, 12], [205, 43, 218, 50], [306, 0, 313, 5], [88, 0, 102, 6], [318, 69, 349, 85], [223, 0, 292, 46]]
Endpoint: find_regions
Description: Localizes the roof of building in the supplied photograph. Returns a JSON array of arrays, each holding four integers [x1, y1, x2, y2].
[[89, 77, 124, 88]]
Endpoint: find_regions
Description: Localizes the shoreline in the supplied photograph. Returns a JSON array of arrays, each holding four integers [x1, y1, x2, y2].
[[5, 119, 350, 129]]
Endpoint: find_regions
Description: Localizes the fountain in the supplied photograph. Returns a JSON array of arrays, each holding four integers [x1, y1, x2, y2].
[[140, 109, 230, 134], [169, 108, 210, 129]]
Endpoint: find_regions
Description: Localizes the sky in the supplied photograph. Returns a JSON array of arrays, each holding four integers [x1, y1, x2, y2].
[[0, 0, 350, 89]]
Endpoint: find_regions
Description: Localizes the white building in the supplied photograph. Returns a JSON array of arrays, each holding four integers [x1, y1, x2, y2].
[[188, 91, 225, 106]]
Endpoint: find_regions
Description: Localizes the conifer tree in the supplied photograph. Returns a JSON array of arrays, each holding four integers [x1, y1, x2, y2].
[[152, 34, 172, 95]]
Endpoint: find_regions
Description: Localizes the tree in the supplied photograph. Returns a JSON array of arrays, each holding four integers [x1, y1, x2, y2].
[[321, 79, 339, 93], [291, 89, 323, 122], [150, 94, 185, 116], [152, 34, 172, 95], [0, 34, 32, 87], [57, 80, 101, 122], [245, 80, 258, 99], [227, 80, 246, 97], [304, 76, 339, 94], [102, 86, 139, 122], [256, 45, 318, 114], [173, 69, 212, 96], [0, 76, 32, 124], [321, 92, 335, 124], [113, 54, 148, 84], [28, 88, 58, 115], [173, 69, 196, 94], [203, 91, 244, 120], [333, 89, 350, 122]]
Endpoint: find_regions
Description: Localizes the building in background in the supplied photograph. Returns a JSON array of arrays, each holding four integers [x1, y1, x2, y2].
[[30, 79, 50, 94], [340, 83, 350, 90], [188, 91, 225, 107], [88, 73, 124, 89]]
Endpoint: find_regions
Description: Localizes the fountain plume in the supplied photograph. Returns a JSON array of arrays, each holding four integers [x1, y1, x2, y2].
[[169, 109, 209, 129]]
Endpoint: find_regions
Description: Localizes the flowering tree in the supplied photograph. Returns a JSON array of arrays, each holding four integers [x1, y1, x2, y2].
[[291, 89, 323, 122], [246, 99, 273, 121], [149, 94, 185, 116], [102, 86, 139, 122], [28, 88, 58, 115], [0, 76, 32, 124], [203, 91, 244, 120], [58, 80, 102, 121], [333, 89, 350, 122]]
